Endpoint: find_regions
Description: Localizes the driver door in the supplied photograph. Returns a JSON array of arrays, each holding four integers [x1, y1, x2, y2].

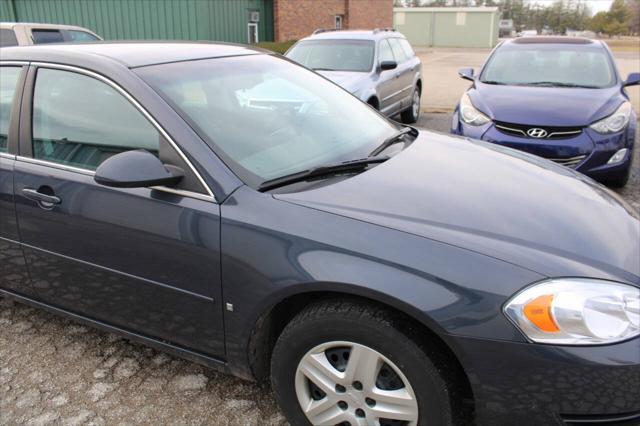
[[13, 65, 225, 357]]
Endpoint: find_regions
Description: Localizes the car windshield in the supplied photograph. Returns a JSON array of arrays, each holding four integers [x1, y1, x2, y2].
[[136, 54, 396, 187], [286, 39, 375, 72], [480, 44, 616, 88]]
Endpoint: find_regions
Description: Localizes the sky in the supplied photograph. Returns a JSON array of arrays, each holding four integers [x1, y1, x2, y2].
[[527, 0, 613, 14]]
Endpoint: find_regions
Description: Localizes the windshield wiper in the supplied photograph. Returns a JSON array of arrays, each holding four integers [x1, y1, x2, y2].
[[481, 80, 506, 85], [526, 81, 598, 88], [369, 126, 415, 157], [312, 67, 336, 71], [258, 155, 389, 192]]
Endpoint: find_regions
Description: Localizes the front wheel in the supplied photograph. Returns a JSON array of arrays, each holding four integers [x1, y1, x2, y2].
[[270, 301, 455, 426], [401, 87, 421, 124]]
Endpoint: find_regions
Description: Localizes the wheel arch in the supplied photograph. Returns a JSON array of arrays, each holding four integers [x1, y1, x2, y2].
[[246, 285, 475, 416]]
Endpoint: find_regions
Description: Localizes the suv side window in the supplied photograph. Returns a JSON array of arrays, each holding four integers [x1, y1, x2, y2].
[[32, 68, 206, 194], [399, 39, 415, 59], [31, 29, 65, 44], [0, 67, 21, 153], [388, 38, 408, 63], [0, 28, 18, 47], [378, 39, 395, 64], [66, 30, 100, 42]]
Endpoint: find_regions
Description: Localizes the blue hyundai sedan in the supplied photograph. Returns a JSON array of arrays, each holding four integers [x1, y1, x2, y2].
[[452, 37, 639, 187]]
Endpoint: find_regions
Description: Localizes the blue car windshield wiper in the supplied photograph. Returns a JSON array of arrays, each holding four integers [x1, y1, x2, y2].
[[258, 155, 389, 192], [526, 81, 599, 88], [369, 126, 416, 157]]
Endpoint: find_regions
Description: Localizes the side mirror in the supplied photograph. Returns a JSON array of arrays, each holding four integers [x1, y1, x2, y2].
[[380, 61, 398, 71], [458, 68, 475, 81], [94, 150, 184, 188], [624, 72, 640, 87]]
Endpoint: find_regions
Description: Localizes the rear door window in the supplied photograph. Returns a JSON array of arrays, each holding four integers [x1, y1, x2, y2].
[[0, 28, 18, 47], [0, 67, 22, 152], [31, 29, 64, 44], [399, 39, 415, 59], [65, 30, 99, 42]]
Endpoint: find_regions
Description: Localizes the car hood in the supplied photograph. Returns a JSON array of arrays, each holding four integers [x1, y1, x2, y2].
[[276, 131, 640, 283], [317, 70, 368, 93], [470, 83, 623, 127]]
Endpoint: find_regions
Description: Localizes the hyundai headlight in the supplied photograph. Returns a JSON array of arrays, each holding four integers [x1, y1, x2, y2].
[[504, 278, 639, 345], [459, 93, 490, 126], [590, 102, 632, 134]]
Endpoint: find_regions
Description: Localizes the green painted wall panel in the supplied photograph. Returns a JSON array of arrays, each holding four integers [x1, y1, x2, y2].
[[2, 0, 274, 43], [394, 8, 499, 48]]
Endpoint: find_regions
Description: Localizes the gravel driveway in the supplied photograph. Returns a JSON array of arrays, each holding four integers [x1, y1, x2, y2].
[[1, 114, 638, 425]]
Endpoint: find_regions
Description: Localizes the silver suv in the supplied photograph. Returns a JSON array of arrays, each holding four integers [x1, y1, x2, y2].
[[286, 28, 422, 123], [0, 22, 101, 47]]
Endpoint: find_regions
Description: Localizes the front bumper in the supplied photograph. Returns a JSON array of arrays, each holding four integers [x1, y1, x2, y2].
[[451, 111, 636, 183], [448, 335, 640, 425]]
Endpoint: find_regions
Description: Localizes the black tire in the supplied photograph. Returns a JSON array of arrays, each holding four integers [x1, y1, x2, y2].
[[270, 300, 455, 426], [401, 87, 421, 124]]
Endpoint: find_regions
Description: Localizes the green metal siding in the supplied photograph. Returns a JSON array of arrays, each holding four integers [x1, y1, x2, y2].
[[394, 8, 499, 48], [1, 0, 274, 43]]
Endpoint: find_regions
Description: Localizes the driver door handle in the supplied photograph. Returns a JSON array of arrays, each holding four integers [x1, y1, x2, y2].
[[22, 188, 62, 205]]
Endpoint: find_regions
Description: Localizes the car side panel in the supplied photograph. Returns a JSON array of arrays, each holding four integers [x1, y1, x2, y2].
[[219, 186, 542, 378]]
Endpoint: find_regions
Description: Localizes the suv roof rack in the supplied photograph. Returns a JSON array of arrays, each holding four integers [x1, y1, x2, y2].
[[312, 28, 340, 35], [373, 27, 396, 33]]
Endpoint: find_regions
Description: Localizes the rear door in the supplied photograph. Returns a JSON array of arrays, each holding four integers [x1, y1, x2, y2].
[[387, 38, 414, 110], [0, 64, 34, 297], [13, 64, 225, 357]]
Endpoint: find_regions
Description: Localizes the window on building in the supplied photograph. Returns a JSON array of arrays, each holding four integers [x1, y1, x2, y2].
[[31, 29, 64, 44], [0, 67, 22, 152], [335, 15, 344, 30]]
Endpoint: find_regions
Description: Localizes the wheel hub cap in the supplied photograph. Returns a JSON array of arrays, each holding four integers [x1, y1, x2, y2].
[[295, 341, 419, 426]]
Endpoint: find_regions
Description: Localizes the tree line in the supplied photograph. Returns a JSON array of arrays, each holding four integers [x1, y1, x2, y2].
[[395, 0, 640, 36]]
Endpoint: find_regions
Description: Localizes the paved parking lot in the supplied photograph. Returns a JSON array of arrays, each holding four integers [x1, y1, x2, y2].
[[1, 115, 639, 425]]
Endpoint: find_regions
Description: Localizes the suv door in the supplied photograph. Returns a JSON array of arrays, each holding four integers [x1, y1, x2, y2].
[[387, 38, 415, 110], [0, 65, 33, 297], [13, 65, 225, 357]]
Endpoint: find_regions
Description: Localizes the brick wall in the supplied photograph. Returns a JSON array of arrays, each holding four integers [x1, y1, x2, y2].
[[274, 0, 393, 42]]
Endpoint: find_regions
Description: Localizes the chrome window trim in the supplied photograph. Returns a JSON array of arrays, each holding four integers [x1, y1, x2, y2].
[[15, 155, 215, 202], [26, 61, 216, 203], [0, 152, 17, 160], [0, 61, 30, 66]]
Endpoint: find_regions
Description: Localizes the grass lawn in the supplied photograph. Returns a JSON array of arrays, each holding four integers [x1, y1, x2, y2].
[[255, 40, 296, 54], [602, 38, 640, 52]]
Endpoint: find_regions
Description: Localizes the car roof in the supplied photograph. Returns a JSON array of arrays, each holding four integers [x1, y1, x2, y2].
[[507, 36, 600, 46], [300, 29, 405, 42], [0, 41, 266, 68]]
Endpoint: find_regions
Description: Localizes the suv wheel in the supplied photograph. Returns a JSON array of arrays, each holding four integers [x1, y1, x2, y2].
[[401, 87, 421, 124], [270, 300, 454, 426]]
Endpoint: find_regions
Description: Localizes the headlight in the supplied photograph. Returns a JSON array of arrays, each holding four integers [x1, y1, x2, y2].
[[459, 93, 490, 126], [504, 278, 639, 345], [589, 102, 632, 134]]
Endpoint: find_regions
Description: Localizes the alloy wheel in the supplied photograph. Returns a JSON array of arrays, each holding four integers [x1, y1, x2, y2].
[[295, 341, 419, 426]]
